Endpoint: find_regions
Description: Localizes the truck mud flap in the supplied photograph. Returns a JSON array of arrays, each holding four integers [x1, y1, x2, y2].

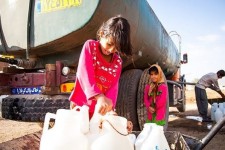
[[116, 69, 143, 131], [1, 95, 70, 121]]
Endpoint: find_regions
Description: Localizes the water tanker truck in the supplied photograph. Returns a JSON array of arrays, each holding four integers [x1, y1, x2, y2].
[[0, 0, 187, 131]]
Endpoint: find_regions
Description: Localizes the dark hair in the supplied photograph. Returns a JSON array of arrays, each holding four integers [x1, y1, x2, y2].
[[97, 15, 132, 56], [148, 66, 158, 74], [217, 70, 225, 77]]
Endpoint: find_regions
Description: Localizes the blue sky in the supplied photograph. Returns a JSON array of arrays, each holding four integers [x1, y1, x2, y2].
[[147, 0, 225, 88]]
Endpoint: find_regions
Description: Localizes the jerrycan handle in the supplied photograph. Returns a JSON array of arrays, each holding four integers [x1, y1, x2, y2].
[[43, 112, 56, 134], [72, 105, 90, 134], [79, 105, 89, 134], [100, 119, 129, 136]]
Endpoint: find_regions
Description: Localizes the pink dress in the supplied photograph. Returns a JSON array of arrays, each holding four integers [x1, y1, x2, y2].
[[144, 83, 168, 123], [69, 40, 122, 114]]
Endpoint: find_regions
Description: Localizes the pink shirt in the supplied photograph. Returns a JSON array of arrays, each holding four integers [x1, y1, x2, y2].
[[69, 40, 122, 113], [144, 83, 168, 121]]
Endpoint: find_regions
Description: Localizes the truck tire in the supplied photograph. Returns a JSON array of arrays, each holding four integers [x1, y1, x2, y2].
[[137, 69, 149, 130], [1, 95, 70, 121], [177, 93, 186, 112], [137, 69, 169, 131], [164, 94, 169, 131], [177, 77, 186, 112], [116, 69, 143, 131]]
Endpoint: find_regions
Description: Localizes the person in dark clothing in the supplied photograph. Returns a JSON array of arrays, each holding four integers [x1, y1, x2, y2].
[[195, 70, 225, 122]]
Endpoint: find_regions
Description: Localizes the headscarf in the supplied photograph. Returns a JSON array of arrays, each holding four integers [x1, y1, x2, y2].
[[148, 64, 165, 103]]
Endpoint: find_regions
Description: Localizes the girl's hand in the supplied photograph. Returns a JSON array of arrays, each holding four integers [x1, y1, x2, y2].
[[148, 106, 155, 114], [127, 121, 133, 133], [221, 93, 225, 98], [70, 102, 76, 109], [95, 94, 113, 115]]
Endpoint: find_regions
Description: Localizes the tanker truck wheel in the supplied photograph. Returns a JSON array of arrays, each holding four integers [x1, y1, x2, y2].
[[137, 69, 169, 131], [116, 69, 143, 131], [1, 95, 70, 121], [137, 69, 149, 130], [176, 93, 186, 112], [177, 77, 186, 112]]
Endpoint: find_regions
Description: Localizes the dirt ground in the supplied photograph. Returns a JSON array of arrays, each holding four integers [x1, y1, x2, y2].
[[168, 89, 225, 150], [0, 89, 225, 149]]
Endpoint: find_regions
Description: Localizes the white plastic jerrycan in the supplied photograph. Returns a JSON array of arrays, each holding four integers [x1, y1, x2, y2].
[[215, 107, 223, 123], [40, 105, 89, 150], [219, 103, 225, 115], [88, 104, 134, 150], [223, 102, 225, 108], [211, 103, 218, 121], [135, 123, 170, 150]]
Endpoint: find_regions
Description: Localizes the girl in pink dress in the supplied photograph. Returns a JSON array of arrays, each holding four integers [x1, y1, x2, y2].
[[69, 16, 133, 131], [144, 64, 168, 126]]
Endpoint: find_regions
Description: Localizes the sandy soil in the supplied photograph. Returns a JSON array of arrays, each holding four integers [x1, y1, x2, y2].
[[0, 89, 225, 149], [0, 119, 42, 143]]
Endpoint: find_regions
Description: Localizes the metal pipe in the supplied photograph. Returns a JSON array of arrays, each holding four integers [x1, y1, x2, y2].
[[195, 116, 225, 150], [0, 16, 8, 53], [169, 31, 182, 60], [176, 81, 196, 86], [167, 80, 196, 103], [169, 31, 182, 73], [167, 80, 184, 102], [26, 0, 33, 60], [167, 80, 182, 89], [168, 80, 196, 86]]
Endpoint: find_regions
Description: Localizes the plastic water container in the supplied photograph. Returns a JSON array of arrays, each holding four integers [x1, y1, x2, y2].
[[135, 123, 170, 150], [223, 102, 225, 108], [211, 103, 218, 121], [40, 106, 89, 150], [128, 134, 137, 145], [219, 103, 224, 114], [215, 107, 223, 123], [88, 104, 134, 150], [135, 123, 152, 150]]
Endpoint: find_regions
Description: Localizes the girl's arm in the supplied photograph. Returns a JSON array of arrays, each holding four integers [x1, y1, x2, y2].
[[76, 40, 102, 99], [105, 66, 122, 108], [155, 84, 168, 121], [76, 40, 113, 115]]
